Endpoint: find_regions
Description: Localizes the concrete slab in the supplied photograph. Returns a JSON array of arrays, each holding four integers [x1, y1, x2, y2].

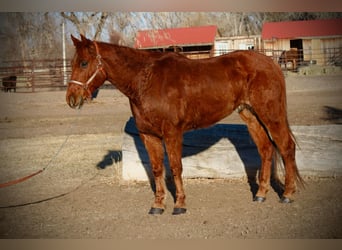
[[122, 117, 342, 181]]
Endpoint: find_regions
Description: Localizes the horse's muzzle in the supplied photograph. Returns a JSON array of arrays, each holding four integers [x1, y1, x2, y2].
[[67, 94, 84, 109]]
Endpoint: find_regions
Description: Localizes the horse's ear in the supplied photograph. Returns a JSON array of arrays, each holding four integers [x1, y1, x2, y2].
[[80, 34, 92, 44], [71, 35, 80, 46], [79, 34, 94, 49], [80, 34, 87, 42]]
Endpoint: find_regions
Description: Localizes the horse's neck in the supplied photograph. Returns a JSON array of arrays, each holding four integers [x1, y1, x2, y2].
[[102, 44, 153, 98]]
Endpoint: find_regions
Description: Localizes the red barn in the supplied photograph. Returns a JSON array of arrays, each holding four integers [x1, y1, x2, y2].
[[134, 25, 218, 59], [262, 19, 342, 66]]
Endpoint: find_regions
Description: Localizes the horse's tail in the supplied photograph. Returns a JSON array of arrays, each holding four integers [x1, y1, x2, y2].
[[241, 104, 305, 191], [288, 127, 306, 189], [272, 126, 306, 190]]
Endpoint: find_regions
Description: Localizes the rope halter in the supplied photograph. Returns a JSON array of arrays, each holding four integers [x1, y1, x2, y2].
[[68, 41, 106, 90]]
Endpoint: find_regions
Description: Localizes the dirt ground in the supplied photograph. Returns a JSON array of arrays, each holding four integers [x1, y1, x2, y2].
[[0, 75, 341, 239]]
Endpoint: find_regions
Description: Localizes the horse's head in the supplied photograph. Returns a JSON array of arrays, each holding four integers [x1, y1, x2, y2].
[[66, 35, 107, 109]]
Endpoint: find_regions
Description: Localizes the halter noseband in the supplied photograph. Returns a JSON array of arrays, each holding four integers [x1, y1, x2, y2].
[[69, 41, 106, 90]]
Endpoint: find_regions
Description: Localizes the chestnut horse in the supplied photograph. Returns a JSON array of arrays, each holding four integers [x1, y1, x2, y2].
[[66, 35, 304, 215]]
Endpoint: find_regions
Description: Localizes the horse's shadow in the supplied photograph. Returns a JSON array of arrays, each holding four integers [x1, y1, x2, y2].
[[322, 105, 342, 124], [96, 150, 122, 169], [98, 117, 284, 201]]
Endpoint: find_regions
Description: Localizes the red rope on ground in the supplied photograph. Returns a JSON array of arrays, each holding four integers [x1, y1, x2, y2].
[[0, 169, 44, 188]]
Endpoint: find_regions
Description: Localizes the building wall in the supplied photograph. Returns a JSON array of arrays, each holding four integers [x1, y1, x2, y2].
[[263, 36, 342, 66], [214, 36, 261, 56], [185, 52, 211, 59]]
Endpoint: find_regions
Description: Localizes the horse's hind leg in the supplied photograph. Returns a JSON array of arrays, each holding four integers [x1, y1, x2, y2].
[[239, 108, 274, 202], [263, 122, 301, 202], [247, 105, 302, 202]]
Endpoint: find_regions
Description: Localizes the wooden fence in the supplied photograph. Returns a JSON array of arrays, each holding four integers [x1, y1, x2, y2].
[[184, 47, 341, 70], [0, 59, 71, 92], [1, 47, 341, 92]]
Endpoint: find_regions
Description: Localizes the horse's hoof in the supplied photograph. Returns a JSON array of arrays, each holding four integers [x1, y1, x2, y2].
[[279, 196, 293, 203], [172, 208, 187, 215], [148, 207, 164, 215], [253, 196, 266, 202]]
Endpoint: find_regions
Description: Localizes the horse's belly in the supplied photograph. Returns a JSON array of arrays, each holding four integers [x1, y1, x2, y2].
[[184, 106, 235, 130]]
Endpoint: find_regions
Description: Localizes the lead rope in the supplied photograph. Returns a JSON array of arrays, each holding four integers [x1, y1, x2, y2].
[[0, 109, 100, 208], [0, 134, 70, 188], [0, 116, 76, 189], [0, 40, 105, 207]]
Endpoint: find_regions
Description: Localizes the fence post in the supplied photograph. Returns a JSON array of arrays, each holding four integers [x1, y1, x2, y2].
[[31, 59, 35, 92]]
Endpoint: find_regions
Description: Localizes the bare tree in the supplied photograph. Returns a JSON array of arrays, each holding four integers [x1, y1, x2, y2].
[[1, 11, 339, 63], [0, 12, 63, 62], [138, 12, 263, 37], [60, 12, 108, 40], [62, 12, 342, 47], [104, 12, 135, 45]]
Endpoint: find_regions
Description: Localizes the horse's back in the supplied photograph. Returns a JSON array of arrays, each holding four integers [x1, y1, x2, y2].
[[165, 50, 281, 77], [145, 50, 284, 100]]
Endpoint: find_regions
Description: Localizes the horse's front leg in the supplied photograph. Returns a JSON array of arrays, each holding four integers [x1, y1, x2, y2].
[[139, 133, 166, 214], [164, 130, 186, 215]]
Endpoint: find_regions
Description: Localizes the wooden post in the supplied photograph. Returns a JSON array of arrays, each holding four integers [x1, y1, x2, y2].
[[31, 59, 35, 92]]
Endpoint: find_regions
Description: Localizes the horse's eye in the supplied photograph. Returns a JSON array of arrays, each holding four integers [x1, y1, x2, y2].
[[80, 61, 88, 68]]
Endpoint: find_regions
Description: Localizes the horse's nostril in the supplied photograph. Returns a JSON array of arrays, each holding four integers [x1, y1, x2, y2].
[[69, 96, 75, 105], [67, 96, 75, 108], [77, 96, 84, 109]]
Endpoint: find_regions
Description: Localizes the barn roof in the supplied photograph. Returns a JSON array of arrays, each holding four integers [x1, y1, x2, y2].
[[134, 25, 218, 49], [262, 19, 342, 40]]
